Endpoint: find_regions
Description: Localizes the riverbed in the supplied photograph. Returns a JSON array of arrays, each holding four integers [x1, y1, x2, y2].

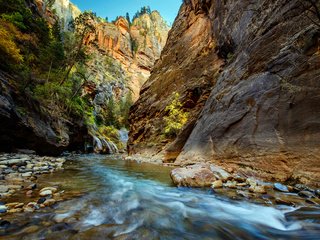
[[1, 154, 320, 239]]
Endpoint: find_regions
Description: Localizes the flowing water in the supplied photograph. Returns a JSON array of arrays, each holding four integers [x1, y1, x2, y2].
[[1, 154, 320, 239]]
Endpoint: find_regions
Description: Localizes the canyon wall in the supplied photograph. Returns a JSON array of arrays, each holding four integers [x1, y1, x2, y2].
[[128, 0, 320, 186], [84, 11, 170, 101]]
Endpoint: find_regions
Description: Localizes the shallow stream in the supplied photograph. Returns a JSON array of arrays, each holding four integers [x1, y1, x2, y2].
[[1, 154, 320, 239]]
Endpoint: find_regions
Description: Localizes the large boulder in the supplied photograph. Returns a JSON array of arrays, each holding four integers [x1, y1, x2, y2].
[[170, 163, 230, 187]]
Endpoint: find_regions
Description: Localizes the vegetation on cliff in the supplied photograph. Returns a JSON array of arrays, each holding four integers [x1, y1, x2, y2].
[[0, 0, 136, 153]]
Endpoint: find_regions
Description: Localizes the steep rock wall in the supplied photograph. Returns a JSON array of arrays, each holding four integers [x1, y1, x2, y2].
[[128, 0, 320, 186], [84, 12, 170, 101]]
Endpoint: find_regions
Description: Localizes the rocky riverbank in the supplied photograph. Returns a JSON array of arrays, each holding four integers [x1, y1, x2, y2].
[[171, 164, 320, 207], [0, 153, 67, 215]]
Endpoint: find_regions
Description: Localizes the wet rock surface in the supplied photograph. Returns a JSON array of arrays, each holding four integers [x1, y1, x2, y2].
[[170, 163, 320, 208], [0, 154, 319, 239], [0, 153, 67, 216], [170, 164, 217, 187]]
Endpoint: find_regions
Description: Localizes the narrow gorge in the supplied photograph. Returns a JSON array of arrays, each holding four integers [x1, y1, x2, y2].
[[128, 0, 320, 187]]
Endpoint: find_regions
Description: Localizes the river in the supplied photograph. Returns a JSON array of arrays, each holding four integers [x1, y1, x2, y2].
[[1, 154, 320, 239]]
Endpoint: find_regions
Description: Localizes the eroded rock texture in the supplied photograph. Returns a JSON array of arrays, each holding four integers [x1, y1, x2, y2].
[[84, 12, 170, 101], [129, 0, 320, 186]]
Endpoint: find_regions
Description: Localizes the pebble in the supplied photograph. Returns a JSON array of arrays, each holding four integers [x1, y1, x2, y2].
[[40, 187, 58, 193], [0, 205, 7, 213], [39, 190, 53, 197], [315, 189, 320, 198], [21, 172, 32, 178], [37, 197, 47, 204], [26, 190, 33, 196], [44, 199, 56, 207], [274, 183, 289, 193], [8, 208, 23, 213]]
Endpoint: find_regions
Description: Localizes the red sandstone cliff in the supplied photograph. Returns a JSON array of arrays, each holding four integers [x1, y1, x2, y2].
[[128, 0, 320, 187]]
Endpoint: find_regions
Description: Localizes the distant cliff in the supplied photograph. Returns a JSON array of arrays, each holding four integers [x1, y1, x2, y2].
[[128, 0, 320, 187], [84, 11, 170, 101], [0, 0, 169, 155], [35, 0, 81, 29]]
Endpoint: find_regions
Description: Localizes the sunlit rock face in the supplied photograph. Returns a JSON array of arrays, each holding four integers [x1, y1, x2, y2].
[[84, 12, 170, 101], [128, 0, 320, 187], [35, 0, 81, 29]]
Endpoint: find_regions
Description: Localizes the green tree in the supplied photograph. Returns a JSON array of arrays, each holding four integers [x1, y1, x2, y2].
[[126, 12, 131, 25], [163, 92, 188, 137], [61, 11, 96, 85]]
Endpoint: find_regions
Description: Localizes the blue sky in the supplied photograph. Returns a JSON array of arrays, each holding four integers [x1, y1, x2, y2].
[[71, 0, 182, 25]]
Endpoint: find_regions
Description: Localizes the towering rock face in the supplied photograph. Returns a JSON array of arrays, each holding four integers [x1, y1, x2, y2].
[[84, 12, 170, 101], [35, 0, 81, 29], [128, 0, 320, 186]]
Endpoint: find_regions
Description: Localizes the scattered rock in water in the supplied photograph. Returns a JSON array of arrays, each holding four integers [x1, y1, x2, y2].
[[224, 181, 238, 189], [246, 178, 257, 187], [0, 220, 10, 228], [21, 172, 32, 178], [0, 186, 9, 193], [234, 175, 246, 183], [315, 190, 320, 198], [37, 197, 47, 204], [170, 164, 217, 187], [0, 205, 7, 213], [273, 183, 289, 193], [236, 182, 248, 187], [40, 187, 58, 193], [298, 191, 315, 199], [237, 190, 254, 199], [26, 190, 33, 197], [249, 185, 266, 194], [275, 198, 294, 206], [5, 202, 24, 209], [39, 190, 53, 197], [26, 183, 37, 190], [209, 165, 231, 181], [211, 180, 223, 189], [44, 199, 56, 207], [306, 199, 318, 205]]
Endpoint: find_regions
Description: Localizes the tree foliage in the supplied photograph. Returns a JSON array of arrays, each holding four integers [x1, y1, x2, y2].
[[132, 6, 152, 21], [163, 93, 188, 137]]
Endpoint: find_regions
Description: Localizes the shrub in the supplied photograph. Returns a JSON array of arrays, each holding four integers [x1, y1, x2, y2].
[[163, 92, 188, 137]]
